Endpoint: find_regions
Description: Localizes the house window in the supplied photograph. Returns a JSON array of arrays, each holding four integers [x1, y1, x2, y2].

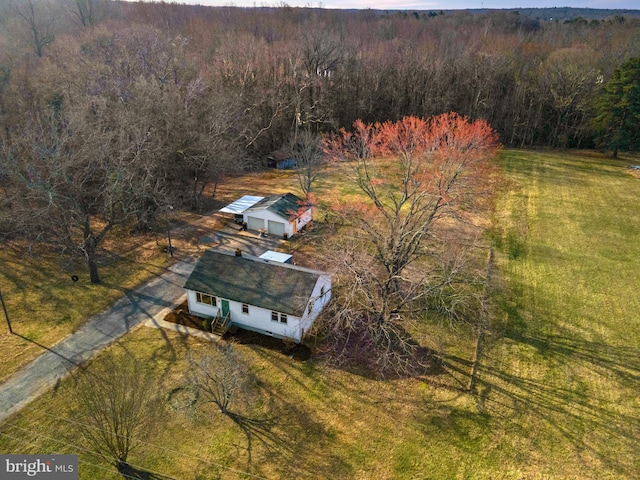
[[271, 311, 288, 324], [196, 292, 216, 306], [242, 304, 249, 314]]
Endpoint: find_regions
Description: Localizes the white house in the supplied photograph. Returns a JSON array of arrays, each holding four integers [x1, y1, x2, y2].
[[242, 193, 312, 238], [184, 249, 331, 343]]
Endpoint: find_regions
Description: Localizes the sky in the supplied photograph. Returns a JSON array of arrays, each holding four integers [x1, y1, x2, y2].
[[169, 0, 640, 9]]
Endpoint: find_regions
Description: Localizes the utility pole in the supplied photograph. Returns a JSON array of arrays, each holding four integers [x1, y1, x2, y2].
[[166, 205, 174, 258], [0, 285, 13, 334]]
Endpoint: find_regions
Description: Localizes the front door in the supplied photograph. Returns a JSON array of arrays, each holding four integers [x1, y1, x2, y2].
[[221, 299, 230, 318]]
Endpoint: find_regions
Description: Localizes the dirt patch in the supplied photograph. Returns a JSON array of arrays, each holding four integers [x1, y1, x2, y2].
[[163, 301, 312, 361], [163, 301, 209, 331], [227, 328, 312, 361]]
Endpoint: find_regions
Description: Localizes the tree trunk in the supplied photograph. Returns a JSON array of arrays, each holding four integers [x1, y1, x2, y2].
[[87, 250, 100, 284], [192, 176, 199, 211], [117, 460, 132, 479], [211, 174, 221, 199], [83, 233, 101, 284]]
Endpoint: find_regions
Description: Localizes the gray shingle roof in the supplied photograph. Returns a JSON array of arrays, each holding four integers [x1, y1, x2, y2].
[[243, 193, 302, 219], [184, 250, 322, 317]]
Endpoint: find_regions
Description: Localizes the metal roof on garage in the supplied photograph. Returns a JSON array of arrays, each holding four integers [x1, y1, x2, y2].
[[243, 193, 301, 219], [219, 195, 264, 214]]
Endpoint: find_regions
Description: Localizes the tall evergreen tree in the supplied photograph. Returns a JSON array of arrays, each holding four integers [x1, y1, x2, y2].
[[594, 57, 640, 158]]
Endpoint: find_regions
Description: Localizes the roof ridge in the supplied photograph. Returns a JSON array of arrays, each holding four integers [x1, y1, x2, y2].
[[207, 248, 327, 275]]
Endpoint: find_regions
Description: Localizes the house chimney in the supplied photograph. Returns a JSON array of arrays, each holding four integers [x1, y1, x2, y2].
[[235, 248, 242, 257]]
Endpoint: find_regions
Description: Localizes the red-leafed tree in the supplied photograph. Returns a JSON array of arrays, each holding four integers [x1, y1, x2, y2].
[[322, 113, 500, 376]]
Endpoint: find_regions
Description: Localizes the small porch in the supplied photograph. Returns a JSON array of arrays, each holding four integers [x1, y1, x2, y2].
[[211, 309, 231, 336], [162, 300, 231, 338]]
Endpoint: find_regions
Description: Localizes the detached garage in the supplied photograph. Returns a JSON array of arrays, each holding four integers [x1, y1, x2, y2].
[[242, 193, 312, 238]]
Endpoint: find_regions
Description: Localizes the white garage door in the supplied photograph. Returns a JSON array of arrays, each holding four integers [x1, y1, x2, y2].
[[268, 220, 286, 236], [247, 216, 265, 231]]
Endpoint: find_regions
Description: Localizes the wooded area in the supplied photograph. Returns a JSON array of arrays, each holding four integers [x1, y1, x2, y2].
[[0, 1, 639, 280], [1, 2, 639, 152]]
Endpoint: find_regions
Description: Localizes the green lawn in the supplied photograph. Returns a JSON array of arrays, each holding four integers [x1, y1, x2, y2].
[[1, 150, 639, 479], [481, 149, 640, 478]]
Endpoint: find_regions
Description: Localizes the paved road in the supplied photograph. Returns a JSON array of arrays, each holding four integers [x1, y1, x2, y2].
[[0, 259, 196, 424]]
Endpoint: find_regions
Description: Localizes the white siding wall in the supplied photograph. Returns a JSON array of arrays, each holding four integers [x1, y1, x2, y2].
[[186, 289, 305, 342], [231, 302, 304, 342], [243, 209, 295, 237], [296, 207, 312, 232], [186, 290, 220, 318], [299, 274, 332, 338]]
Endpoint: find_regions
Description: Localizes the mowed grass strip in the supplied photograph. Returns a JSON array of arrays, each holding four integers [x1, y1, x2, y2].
[[485, 149, 640, 478]]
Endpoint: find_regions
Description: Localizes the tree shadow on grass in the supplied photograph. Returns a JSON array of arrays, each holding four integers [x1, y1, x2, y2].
[[438, 328, 640, 477], [203, 390, 350, 479], [98, 248, 180, 278], [224, 411, 284, 464], [315, 319, 446, 381], [223, 347, 353, 479], [118, 463, 174, 480]]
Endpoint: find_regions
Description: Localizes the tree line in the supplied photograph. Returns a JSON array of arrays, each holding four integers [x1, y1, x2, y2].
[[2, 2, 640, 152]]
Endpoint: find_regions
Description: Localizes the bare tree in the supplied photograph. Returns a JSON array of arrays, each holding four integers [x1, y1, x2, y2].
[[66, 0, 106, 28], [8, 0, 58, 57], [290, 129, 324, 195], [327, 114, 499, 318], [2, 97, 165, 283], [187, 343, 277, 461], [321, 114, 500, 376], [188, 343, 245, 416], [172, 85, 250, 212], [73, 352, 163, 477]]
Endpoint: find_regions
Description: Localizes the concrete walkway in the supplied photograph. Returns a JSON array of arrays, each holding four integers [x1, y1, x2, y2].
[[143, 312, 222, 343], [0, 258, 196, 424]]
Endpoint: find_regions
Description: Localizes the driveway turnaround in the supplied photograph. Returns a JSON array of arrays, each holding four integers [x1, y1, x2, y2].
[[199, 228, 282, 256], [0, 258, 196, 424]]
